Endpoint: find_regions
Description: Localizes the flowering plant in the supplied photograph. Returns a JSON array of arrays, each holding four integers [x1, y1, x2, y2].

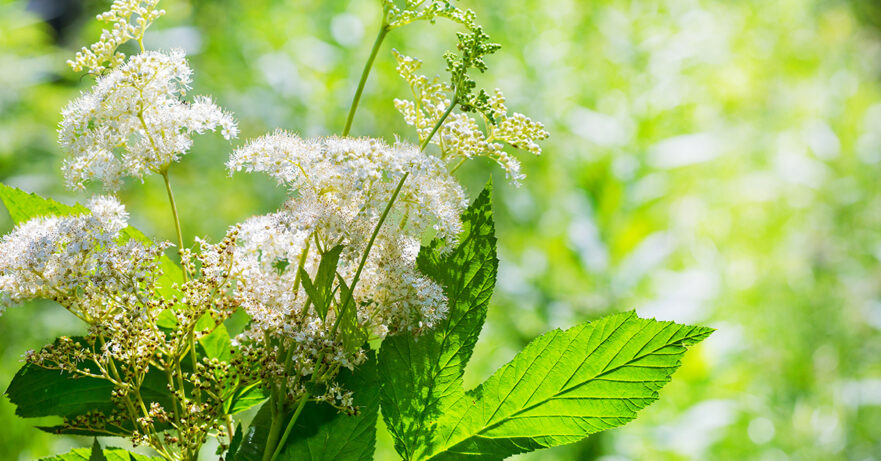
[[1, 1, 711, 460]]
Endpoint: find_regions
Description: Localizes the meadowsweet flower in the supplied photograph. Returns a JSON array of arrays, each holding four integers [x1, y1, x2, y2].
[[68, 0, 166, 74], [229, 205, 448, 339], [225, 134, 464, 405], [393, 51, 549, 185], [228, 133, 466, 244], [60, 50, 237, 190], [0, 196, 168, 319]]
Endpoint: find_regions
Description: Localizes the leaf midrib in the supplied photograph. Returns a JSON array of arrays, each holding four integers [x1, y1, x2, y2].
[[427, 325, 709, 457]]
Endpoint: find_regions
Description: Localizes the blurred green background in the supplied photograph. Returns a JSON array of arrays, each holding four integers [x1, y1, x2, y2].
[[3, 0, 881, 459]]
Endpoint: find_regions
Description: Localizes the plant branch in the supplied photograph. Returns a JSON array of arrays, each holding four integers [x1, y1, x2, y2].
[[161, 171, 188, 282], [420, 95, 458, 151], [342, 25, 390, 136], [270, 394, 310, 461]]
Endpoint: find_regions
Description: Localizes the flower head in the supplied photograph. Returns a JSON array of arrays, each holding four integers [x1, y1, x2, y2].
[[0, 197, 168, 319], [59, 50, 237, 190], [226, 134, 465, 389], [228, 133, 465, 244]]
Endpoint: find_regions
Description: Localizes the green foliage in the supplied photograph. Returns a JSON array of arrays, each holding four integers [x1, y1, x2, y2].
[[38, 442, 161, 461], [280, 352, 380, 461], [0, 183, 87, 221], [226, 383, 269, 415], [5, 348, 175, 437], [379, 185, 710, 460], [425, 312, 712, 460], [379, 183, 497, 459], [234, 351, 380, 461], [6, 344, 171, 419], [300, 245, 345, 321]]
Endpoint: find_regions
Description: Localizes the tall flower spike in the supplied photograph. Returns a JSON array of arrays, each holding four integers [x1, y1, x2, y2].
[[394, 52, 549, 185], [68, 0, 166, 74], [60, 50, 238, 191]]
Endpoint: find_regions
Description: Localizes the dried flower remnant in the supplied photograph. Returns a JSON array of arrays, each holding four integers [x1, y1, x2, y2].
[[394, 50, 549, 185], [68, 0, 167, 74], [60, 50, 238, 191], [18, 233, 243, 458]]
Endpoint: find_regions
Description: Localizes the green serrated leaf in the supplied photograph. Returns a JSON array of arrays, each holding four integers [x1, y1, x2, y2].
[[378, 182, 497, 460], [5, 338, 177, 434], [39, 447, 162, 461], [0, 183, 88, 222], [421, 311, 713, 460], [234, 351, 380, 461]]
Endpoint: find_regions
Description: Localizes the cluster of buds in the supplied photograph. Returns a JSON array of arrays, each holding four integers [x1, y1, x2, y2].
[[68, 0, 166, 74]]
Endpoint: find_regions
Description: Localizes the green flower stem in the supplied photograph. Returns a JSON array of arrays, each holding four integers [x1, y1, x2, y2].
[[332, 170, 409, 336], [342, 25, 390, 136], [270, 394, 310, 461], [449, 157, 467, 174], [420, 95, 459, 151], [263, 403, 286, 461], [161, 171, 188, 282]]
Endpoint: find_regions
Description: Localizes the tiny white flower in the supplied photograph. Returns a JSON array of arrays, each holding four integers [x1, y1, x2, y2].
[[60, 50, 237, 191]]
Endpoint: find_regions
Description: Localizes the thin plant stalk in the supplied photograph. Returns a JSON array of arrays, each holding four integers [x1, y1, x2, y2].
[[420, 95, 458, 151], [342, 25, 390, 137], [161, 170, 188, 282], [269, 394, 310, 461]]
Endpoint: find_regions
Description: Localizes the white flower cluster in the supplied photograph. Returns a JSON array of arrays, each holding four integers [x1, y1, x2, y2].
[[60, 50, 238, 190], [68, 0, 166, 74], [228, 133, 465, 243], [0, 197, 167, 319], [227, 134, 465, 340], [393, 51, 549, 185]]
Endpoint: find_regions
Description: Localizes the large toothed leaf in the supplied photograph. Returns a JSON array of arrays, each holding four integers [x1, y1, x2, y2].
[[38, 447, 161, 461], [7, 364, 174, 421], [419, 311, 713, 460], [378, 182, 498, 459], [281, 350, 380, 460], [0, 183, 88, 221], [234, 351, 380, 461]]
